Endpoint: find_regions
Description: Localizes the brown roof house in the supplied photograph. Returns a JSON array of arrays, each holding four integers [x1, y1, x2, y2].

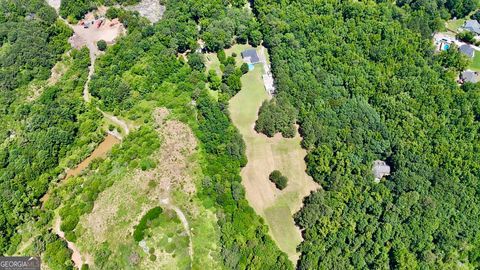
[[373, 160, 391, 183]]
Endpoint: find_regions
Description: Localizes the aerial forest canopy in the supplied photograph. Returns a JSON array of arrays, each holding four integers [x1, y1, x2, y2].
[[1, 0, 291, 268], [254, 0, 480, 268], [1, 0, 480, 268]]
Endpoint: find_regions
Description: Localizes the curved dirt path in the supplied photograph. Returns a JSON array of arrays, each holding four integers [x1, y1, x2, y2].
[[100, 109, 131, 136], [53, 216, 85, 268], [45, 2, 132, 266], [160, 198, 193, 268]]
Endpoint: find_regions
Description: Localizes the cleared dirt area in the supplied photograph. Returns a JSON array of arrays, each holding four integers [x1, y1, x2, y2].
[[47, 0, 60, 13], [124, 0, 165, 23], [228, 45, 319, 263], [69, 19, 124, 50]]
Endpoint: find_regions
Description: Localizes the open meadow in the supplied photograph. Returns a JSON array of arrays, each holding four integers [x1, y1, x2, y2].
[[227, 45, 319, 263]]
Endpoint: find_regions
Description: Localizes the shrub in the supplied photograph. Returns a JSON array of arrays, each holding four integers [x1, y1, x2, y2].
[[97, 40, 107, 51], [217, 49, 226, 64], [457, 31, 475, 44], [133, 207, 163, 241], [269, 170, 288, 190], [241, 63, 249, 74]]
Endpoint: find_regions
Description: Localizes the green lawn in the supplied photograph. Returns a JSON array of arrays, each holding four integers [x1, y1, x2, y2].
[[469, 52, 480, 71], [204, 53, 221, 76], [446, 18, 465, 32], [228, 44, 319, 264]]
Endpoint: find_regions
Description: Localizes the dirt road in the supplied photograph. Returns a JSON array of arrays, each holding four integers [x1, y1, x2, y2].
[[53, 216, 88, 268]]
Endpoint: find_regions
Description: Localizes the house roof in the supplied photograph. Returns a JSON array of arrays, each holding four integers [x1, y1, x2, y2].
[[372, 160, 390, 182], [241, 49, 260, 63], [464, 20, 480, 34], [459, 44, 475, 58], [461, 70, 480, 83]]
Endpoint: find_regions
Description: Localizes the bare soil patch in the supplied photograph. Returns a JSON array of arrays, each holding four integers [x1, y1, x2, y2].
[[124, 0, 165, 23]]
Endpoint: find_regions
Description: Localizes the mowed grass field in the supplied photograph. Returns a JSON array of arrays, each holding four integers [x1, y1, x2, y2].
[[469, 52, 480, 71], [228, 45, 319, 263]]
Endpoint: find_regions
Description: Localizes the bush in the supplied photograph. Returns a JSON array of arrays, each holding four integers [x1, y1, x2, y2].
[[472, 10, 480, 22], [133, 207, 163, 241], [269, 170, 288, 190], [217, 49, 226, 64], [241, 63, 249, 74], [457, 31, 475, 44], [97, 40, 107, 51]]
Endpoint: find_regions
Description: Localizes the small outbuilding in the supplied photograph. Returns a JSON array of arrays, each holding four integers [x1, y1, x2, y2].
[[460, 70, 480, 83], [373, 160, 391, 183], [463, 20, 480, 35], [241, 49, 260, 64], [459, 44, 475, 58]]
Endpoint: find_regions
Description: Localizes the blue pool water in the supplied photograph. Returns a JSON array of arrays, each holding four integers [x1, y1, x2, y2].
[[443, 44, 450, 50], [248, 63, 255, 71]]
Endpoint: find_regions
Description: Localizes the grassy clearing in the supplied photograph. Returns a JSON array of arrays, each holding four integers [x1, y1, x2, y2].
[[70, 110, 222, 269], [204, 53, 221, 76], [446, 18, 465, 32], [225, 44, 252, 65], [140, 209, 191, 269], [228, 45, 319, 263], [469, 52, 480, 71]]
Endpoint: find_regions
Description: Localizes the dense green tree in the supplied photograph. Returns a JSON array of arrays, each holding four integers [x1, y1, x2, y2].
[[97, 40, 107, 51], [240, 62, 249, 74], [457, 30, 475, 43], [208, 69, 221, 91], [269, 170, 288, 190], [188, 52, 205, 72], [435, 44, 470, 72], [254, 0, 480, 268], [255, 99, 297, 138]]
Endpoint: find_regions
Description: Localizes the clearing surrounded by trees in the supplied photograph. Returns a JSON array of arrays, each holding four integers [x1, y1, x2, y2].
[[70, 108, 222, 269], [228, 45, 319, 263]]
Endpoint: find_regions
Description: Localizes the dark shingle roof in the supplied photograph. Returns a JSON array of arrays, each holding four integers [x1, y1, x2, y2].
[[459, 44, 475, 58], [464, 20, 480, 34], [241, 49, 260, 63]]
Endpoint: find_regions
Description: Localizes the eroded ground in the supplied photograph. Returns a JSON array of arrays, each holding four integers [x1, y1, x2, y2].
[[74, 108, 221, 269]]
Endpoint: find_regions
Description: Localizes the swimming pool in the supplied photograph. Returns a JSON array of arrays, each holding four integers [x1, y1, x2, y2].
[[443, 44, 450, 50], [248, 63, 255, 71]]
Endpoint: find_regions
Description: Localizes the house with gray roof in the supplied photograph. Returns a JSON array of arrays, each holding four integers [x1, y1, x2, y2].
[[459, 44, 475, 58], [461, 70, 480, 83], [463, 20, 480, 35], [241, 49, 260, 64], [373, 160, 391, 183]]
